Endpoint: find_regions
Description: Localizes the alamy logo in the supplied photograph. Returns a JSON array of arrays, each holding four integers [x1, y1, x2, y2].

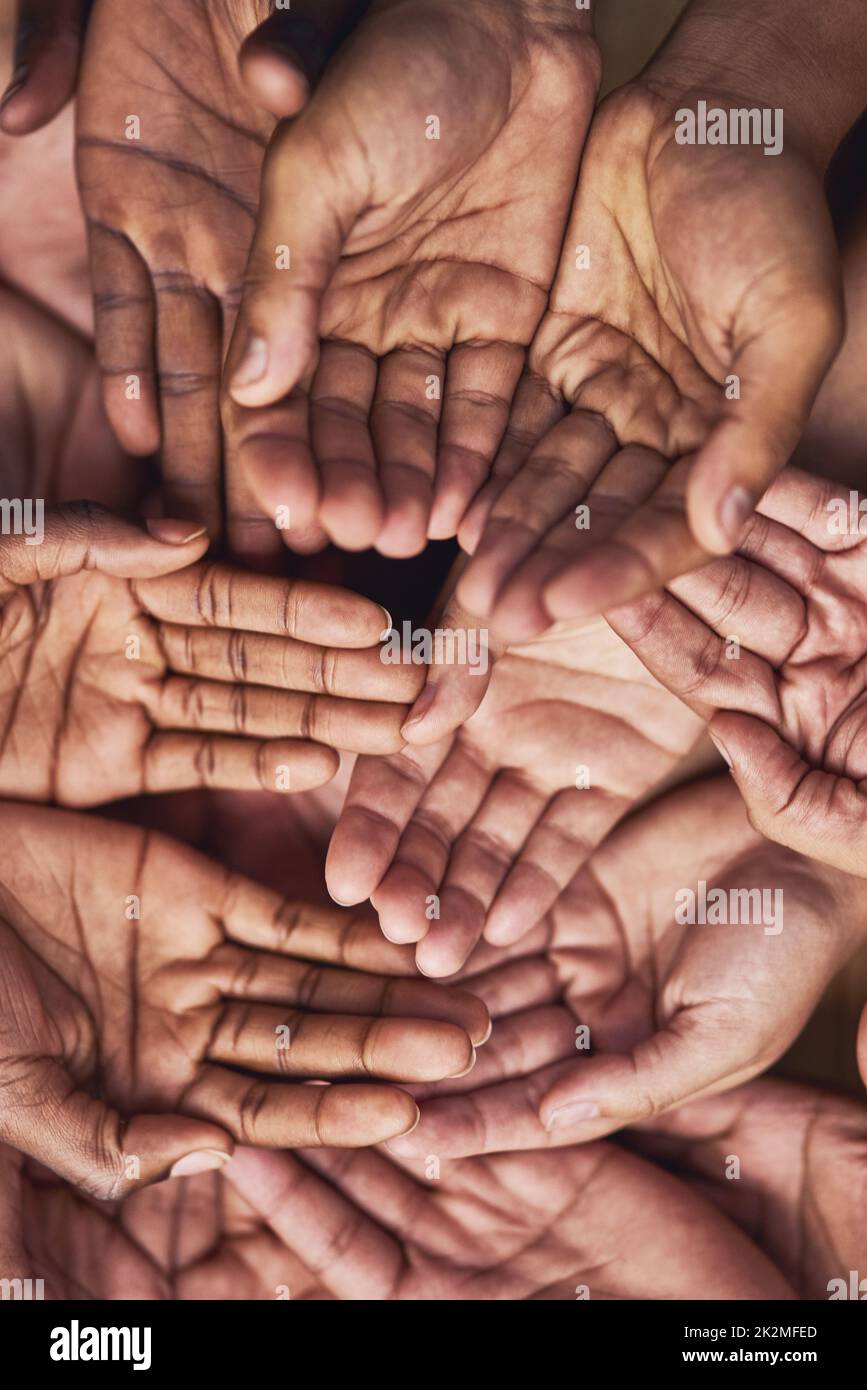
[[675, 880, 783, 935], [50, 1320, 152, 1371], [0, 1277, 44, 1299], [675, 100, 783, 156], [827, 1271, 867, 1300], [380, 621, 489, 676], [0, 497, 44, 545]]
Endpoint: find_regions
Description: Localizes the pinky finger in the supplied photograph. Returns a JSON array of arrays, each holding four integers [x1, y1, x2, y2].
[[87, 222, 161, 456]]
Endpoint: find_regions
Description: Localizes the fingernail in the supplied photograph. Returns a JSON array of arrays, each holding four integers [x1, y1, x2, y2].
[[400, 682, 437, 737], [379, 607, 393, 636], [231, 333, 268, 392], [709, 733, 733, 770], [545, 1100, 599, 1131], [146, 518, 208, 545], [718, 486, 753, 547], [0, 65, 28, 115], [448, 1046, 477, 1079], [169, 1149, 231, 1178]]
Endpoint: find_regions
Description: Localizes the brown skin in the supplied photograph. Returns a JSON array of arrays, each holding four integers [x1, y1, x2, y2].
[[0, 1145, 330, 1299], [0, 503, 420, 807], [610, 466, 867, 879], [225, 1136, 793, 1300], [0, 801, 489, 1199], [455, 77, 842, 641], [326, 614, 703, 976], [386, 777, 867, 1156], [633, 1077, 867, 1301], [226, 0, 600, 558]]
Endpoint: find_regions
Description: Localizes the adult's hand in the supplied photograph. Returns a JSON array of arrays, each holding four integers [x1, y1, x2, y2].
[[0, 803, 489, 1198], [226, 0, 600, 557], [0, 502, 417, 806]]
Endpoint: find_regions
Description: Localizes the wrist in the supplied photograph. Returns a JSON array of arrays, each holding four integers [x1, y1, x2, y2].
[[641, 0, 867, 173]]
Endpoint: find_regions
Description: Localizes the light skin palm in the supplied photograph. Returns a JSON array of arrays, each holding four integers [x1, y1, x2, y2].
[[0, 803, 489, 1197], [456, 79, 842, 641], [327, 615, 703, 976], [226, 0, 600, 557], [387, 777, 867, 1157], [610, 466, 867, 875]]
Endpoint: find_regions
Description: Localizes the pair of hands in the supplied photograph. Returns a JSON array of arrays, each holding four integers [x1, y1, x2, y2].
[[7, 0, 845, 600]]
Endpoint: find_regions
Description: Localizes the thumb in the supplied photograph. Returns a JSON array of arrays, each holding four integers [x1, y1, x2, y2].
[[708, 710, 867, 876], [687, 287, 842, 555], [2, 1057, 232, 1200], [538, 1011, 749, 1138], [226, 115, 362, 411], [0, 501, 209, 588], [238, 0, 368, 118]]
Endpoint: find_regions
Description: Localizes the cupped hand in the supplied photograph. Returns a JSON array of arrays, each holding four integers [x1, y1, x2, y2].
[[610, 466, 867, 877], [326, 614, 703, 976], [75, 0, 364, 555], [632, 1076, 867, 1300], [226, 0, 600, 557], [388, 776, 866, 1156], [0, 802, 489, 1199], [455, 79, 841, 641], [226, 1135, 793, 1300], [0, 501, 417, 806]]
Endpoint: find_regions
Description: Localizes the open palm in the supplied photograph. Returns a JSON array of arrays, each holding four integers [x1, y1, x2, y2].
[[227, 0, 599, 557]]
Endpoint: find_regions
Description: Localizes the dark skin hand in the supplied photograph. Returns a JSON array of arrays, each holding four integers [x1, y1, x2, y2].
[[0, 503, 417, 806], [0, 801, 489, 1199]]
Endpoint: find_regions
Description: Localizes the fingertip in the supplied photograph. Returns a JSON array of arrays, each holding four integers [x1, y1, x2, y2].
[[239, 47, 311, 118]]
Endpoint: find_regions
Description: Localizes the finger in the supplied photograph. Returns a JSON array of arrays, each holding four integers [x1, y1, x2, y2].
[[754, 466, 865, 553], [388, 1064, 563, 1157], [709, 711, 867, 875], [456, 410, 616, 619], [157, 624, 422, 701], [238, 0, 368, 119], [226, 117, 360, 408], [325, 742, 451, 907], [311, 340, 383, 549], [205, 942, 491, 1043], [541, 454, 709, 627], [0, 503, 207, 595], [225, 386, 322, 542], [0, 1056, 231, 1200], [0, 0, 84, 134], [372, 739, 495, 945], [143, 733, 338, 793], [184, 1068, 419, 1147], [371, 346, 442, 557], [667, 545, 805, 664], [226, 1146, 403, 1298], [400, 593, 497, 746], [687, 278, 843, 554], [207, 1005, 475, 1082], [153, 677, 410, 755], [456, 371, 565, 553], [154, 277, 223, 534], [429, 342, 524, 542], [134, 562, 389, 645], [606, 588, 779, 723], [86, 223, 161, 455]]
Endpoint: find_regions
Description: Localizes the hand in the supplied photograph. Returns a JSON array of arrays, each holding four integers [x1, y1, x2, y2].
[[226, 0, 600, 557], [455, 77, 842, 642], [0, 502, 418, 806], [610, 466, 867, 878], [0, 802, 489, 1199], [632, 1076, 867, 1300], [75, 0, 364, 555], [388, 776, 866, 1155], [0, 1146, 330, 1299], [326, 615, 703, 975], [226, 1137, 793, 1300]]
